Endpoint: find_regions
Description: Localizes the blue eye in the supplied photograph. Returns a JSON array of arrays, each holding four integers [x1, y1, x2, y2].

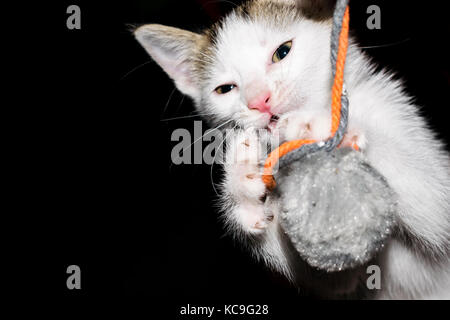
[[215, 84, 236, 94], [272, 41, 293, 63]]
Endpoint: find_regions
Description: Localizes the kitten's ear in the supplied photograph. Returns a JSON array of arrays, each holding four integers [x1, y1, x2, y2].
[[134, 24, 203, 99], [296, 0, 336, 20]]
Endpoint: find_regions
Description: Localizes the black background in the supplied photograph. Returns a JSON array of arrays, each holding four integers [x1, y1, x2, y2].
[[20, 0, 450, 314]]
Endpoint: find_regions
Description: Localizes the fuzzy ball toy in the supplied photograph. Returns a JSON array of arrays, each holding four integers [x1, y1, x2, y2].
[[267, 148, 397, 272]]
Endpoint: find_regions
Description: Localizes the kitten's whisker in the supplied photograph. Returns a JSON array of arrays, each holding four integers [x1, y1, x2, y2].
[[160, 113, 217, 122], [175, 94, 187, 114], [120, 60, 152, 81], [210, 123, 239, 196], [360, 37, 411, 49], [180, 118, 234, 155], [161, 87, 177, 118]]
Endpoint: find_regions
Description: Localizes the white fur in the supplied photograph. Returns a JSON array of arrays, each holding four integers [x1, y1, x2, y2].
[[135, 2, 450, 299]]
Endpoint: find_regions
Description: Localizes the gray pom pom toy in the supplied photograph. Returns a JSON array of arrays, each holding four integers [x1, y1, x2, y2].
[[266, 148, 397, 272]]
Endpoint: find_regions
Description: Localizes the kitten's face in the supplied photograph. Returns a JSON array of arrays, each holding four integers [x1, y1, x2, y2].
[[135, 0, 334, 131]]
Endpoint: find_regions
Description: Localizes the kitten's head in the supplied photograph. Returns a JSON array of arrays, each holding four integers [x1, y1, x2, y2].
[[135, 0, 335, 130]]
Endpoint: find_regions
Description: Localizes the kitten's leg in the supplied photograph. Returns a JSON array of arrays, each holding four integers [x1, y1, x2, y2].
[[276, 109, 367, 150], [222, 129, 273, 234], [275, 109, 332, 143]]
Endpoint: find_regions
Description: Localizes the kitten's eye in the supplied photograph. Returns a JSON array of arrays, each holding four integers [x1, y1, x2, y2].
[[272, 41, 292, 63], [215, 84, 236, 95]]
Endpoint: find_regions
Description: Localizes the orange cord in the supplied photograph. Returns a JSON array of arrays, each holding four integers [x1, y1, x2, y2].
[[262, 6, 351, 191]]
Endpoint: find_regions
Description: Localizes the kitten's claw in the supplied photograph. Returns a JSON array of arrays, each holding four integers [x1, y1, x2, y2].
[[341, 131, 367, 150], [234, 203, 271, 234], [253, 220, 268, 230]]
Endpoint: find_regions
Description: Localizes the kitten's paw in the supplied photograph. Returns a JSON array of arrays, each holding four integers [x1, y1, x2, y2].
[[224, 130, 275, 233], [235, 203, 274, 234], [275, 110, 331, 142], [225, 130, 267, 201]]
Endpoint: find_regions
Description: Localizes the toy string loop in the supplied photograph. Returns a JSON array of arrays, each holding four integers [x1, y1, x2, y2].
[[262, 0, 351, 191]]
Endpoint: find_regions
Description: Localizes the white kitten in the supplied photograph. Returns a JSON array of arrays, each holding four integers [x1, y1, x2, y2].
[[134, 0, 450, 299]]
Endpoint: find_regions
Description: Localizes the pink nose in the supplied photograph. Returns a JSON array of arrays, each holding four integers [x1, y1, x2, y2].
[[248, 93, 271, 114]]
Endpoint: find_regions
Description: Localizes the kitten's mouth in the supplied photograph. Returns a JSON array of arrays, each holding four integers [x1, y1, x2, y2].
[[267, 115, 280, 131]]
